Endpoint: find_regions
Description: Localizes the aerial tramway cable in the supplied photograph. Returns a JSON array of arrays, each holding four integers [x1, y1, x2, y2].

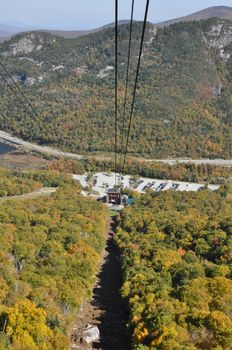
[[0, 62, 38, 117], [0, 1, 149, 170], [0, 71, 35, 118], [121, 0, 150, 174], [119, 0, 135, 175], [0, 62, 68, 160]]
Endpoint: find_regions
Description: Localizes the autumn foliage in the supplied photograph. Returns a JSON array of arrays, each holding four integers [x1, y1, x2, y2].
[[0, 170, 107, 349], [116, 189, 232, 349]]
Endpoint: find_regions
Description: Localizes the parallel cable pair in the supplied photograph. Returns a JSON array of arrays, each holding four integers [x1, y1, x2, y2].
[[119, 0, 135, 186], [0, 62, 68, 160], [114, 0, 150, 185], [0, 0, 150, 172], [0, 71, 35, 119], [0, 62, 38, 117]]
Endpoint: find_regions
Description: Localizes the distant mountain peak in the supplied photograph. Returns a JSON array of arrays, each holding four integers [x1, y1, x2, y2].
[[158, 5, 232, 27], [1, 6, 232, 42]]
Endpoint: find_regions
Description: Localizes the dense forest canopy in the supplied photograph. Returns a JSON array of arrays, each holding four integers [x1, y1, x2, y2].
[[0, 18, 232, 158], [0, 168, 42, 197], [0, 170, 107, 349], [50, 158, 232, 184], [116, 188, 232, 349], [0, 167, 82, 197]]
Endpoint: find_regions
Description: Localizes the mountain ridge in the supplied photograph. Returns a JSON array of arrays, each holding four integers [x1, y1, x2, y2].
[[0, 20, 131, 41], [158, 5, 232, 27], [35, 20, 131, 39], [1, 6, 232, 42]]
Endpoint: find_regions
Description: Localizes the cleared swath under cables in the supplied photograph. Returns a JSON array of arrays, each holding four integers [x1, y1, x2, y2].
[[0, 62, 68, 160], [122, 0, 150, 173], [119, 0, 135, 173]]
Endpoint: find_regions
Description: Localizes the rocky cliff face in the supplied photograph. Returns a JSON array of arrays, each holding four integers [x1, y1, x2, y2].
[[205, 21, 232, 52], [1, 32, 58, 56], [2, 19, 232, 82]]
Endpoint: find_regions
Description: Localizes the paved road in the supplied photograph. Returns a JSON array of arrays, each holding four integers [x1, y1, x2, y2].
[[0, 130, 84, 160], [146, 159, 232, 167], [1, 129, 232, 167]]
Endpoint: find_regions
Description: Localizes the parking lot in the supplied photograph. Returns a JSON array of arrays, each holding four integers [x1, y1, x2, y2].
[[73, 172, 219, 198]]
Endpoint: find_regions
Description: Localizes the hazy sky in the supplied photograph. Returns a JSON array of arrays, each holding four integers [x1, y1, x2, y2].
[[1, 0, 232, 30]]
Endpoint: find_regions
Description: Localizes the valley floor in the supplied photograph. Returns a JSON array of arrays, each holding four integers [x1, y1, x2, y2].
[[1, 129, 232, 167]]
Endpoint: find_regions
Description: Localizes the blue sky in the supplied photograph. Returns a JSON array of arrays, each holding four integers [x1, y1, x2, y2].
[[1, 0, 232, 29]]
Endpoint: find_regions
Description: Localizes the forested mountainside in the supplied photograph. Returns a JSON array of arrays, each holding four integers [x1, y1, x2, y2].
[[0, 169, 107, 349], [116, 189, 232, 349], [1, 18, 232, 158]]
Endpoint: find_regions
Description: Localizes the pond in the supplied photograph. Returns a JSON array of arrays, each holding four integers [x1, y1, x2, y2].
[[0, 142, 15, 155]]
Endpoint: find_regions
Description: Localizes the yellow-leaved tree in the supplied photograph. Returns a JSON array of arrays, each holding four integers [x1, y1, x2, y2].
[[6, 299, 53, 350]]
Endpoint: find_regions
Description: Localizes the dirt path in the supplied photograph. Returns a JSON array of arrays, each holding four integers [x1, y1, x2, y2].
[[70, 217, 130, 350], [1, 187, 57, 201]]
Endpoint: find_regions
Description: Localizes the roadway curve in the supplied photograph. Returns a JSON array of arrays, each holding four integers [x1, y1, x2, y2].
[[0, 130, 84, 160], [1, 129, 232, 167]]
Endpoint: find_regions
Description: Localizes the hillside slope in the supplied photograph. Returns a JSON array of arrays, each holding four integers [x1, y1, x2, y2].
[[0, 24, 20, 38], [116, 189, 232, 349], [0, 170, 107, 349], [0, 18, 232, 158], [0, 20, 131, 42], [159, 6, 232, 27], [35, 21, 131, 39]]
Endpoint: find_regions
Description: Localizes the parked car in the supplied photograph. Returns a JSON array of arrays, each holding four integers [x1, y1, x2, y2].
[[171, 183, 179, 191]]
